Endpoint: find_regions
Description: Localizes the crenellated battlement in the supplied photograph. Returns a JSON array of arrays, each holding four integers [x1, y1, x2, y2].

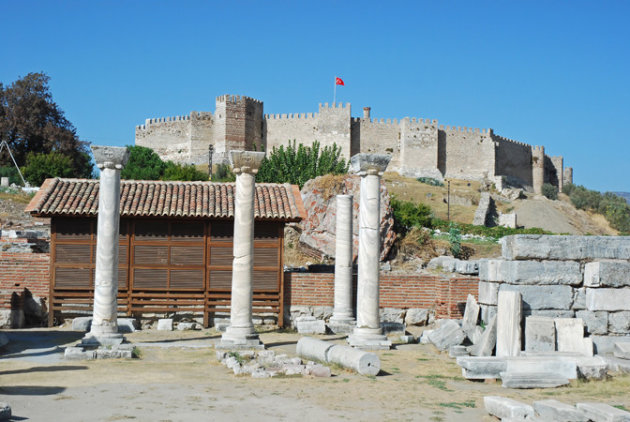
[[318, 102, 351, 110], [216, 94, 263, 106], [439, 125, 490, 135], [135, 93, 571, 193], [264, 112, 317, 120], [136, 111, 213, 130], [492, 133, 530, 148]]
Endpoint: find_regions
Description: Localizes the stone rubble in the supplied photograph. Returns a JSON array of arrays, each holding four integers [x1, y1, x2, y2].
[[0, 402, 10, 421], [217, 349, 331, 378]]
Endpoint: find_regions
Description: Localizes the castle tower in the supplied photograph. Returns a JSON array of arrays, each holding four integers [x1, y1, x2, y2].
[[213, 95, 264, 164], [532, 145, 545, 195], [550, 156, 564, 192], [563, 167, 573, 186], [363, 107, 371, 119]]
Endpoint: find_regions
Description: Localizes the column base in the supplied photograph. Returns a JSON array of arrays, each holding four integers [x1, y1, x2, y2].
[[348, 327, 392, 350], [327, 316, 357, 334], [217, 326, 264, 350], [80, 332, 125, 347]]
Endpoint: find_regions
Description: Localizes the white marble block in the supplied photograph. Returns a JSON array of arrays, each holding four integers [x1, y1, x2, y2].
[[496, 291, 522, 357]]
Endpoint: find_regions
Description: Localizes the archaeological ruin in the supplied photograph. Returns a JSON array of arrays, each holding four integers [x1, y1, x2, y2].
[[135, 94, 573, 194]]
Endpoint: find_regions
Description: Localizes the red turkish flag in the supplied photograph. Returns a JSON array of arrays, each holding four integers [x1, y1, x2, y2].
[[335, 77, 345, 86]]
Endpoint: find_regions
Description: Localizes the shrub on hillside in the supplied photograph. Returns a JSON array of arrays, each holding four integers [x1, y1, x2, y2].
[[542, 183, 558, 200], [448, 222, 462, 258], [417, 177, 444, 187], [563, 183, 630, 233], [162, 162, 208, 181], [256, 140, 348, 188], [391, 198, 434, 234], [212, 164, 235, 182]]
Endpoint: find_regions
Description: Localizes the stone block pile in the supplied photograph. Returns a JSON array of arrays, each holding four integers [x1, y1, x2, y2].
[[484, 396, 630, 422], [479, 235, 630, 353], [449, 235, 630, 388], [216, 349, 331, 378]]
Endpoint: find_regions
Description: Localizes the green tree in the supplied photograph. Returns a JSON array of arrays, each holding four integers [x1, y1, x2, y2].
[[256, 140, 348, 188], [0, 72, 92, 179], [121, 146, 167, 180], [22, 151, 76, 186]]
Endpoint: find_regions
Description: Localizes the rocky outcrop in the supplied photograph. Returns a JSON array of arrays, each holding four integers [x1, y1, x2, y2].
[[299, 175, 395, 261]]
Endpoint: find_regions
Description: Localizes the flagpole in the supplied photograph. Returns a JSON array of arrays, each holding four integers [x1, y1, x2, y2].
[[333, 76, 337, 105]]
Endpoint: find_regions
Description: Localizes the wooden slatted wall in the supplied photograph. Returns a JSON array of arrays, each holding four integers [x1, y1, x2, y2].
[[50, 217, 285, 327]]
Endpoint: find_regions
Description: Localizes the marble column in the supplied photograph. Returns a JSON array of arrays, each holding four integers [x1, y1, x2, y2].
[[219, 151, 265, 349], [348, 153, 392, 350], [82, 146, 129, 346], [328, 195, 356, 333]]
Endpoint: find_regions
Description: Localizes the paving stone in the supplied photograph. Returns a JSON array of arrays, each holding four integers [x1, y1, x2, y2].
[[462, 294, 480, 336], [576, 310, 609, 335], [426, 319, 465, 351], [525, 316, 556, 353], [296, 316, 326, 334], [501, 235, 630, 261], [614, 342, 630, 360], [585, 261, 630, 288], [576, 402, 630, 422], [533, 399, 588, 421], [496, 291, 522, 357], [505, 357, 578, 379], [555, 318, 593, 356], [500, 284, 574, 311], [576, 356, 608, 380], [478, 281, 500, 305], [457, 356, 507, 379], [156, 319, 173, 331], [469, 314, 497, 357], [484, 396, 534, 420], [500, 371, 570, 389], [587, 288, 630, 312], [608, 312, 630, 334]]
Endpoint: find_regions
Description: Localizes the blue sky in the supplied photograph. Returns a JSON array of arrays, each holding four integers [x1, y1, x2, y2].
[[2, 0, 629, 191]]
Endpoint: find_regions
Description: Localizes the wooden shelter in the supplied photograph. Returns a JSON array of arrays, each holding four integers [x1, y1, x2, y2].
[[25, 178, 305, 327]]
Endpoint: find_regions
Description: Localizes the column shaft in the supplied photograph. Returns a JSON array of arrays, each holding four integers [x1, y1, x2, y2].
[[331, 195, 354, 322]]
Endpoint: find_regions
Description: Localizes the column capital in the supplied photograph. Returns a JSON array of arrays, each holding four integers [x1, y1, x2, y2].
[[349, 153, 391, 176], [91, 146, 130, 170], [230, 151, 265, 175]]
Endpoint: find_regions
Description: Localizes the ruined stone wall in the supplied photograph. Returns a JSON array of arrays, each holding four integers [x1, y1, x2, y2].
[[135, 116, 193, 163], [400, 118, 440, 179], [440, 126, 495, 181], [547, 155, 563, 191], [264, 113, 318, 153], [189, 113, 215, 165], [316, 103, 352, 161], [494, 134, 533, 188], [284, 272, 479, 321]]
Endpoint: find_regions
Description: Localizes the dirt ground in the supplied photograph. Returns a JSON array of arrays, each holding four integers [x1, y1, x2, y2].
[[1, 327, 630, 422]]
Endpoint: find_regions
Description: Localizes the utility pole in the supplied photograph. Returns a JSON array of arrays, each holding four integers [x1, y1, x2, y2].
[[447, 179, 451, 221], [0, 141, 29, 187]]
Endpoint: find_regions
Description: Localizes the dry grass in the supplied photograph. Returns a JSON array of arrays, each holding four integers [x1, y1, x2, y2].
[[383, 172, 480, 224], [0, 190, 34, 204], [310, 174, 347, 200]]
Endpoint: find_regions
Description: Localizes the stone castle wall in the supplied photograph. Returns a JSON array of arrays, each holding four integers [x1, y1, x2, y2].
[[135, 94, 570, 192]]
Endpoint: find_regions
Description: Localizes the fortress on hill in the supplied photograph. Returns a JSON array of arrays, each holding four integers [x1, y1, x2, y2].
[[135, 94, 573, 193]]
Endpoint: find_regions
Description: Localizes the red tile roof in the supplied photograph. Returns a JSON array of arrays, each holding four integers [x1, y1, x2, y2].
[[25, 178, 305, 221]]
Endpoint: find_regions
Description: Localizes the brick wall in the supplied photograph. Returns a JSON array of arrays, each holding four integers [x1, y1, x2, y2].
[[0, 239, 50, 309], [284, 272, 479, 319]]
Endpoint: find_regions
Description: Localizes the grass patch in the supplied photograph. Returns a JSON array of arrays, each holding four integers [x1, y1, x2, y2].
[[131, 347, 142, 359], [227, 351, 245, 365], [439, 400, 476, 410], [614, 405, 630, 412]]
